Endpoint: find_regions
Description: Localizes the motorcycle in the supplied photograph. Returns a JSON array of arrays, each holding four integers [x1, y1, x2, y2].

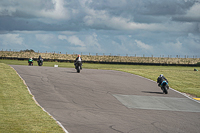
[[37, 59, 43, 66], [75, 61, 82, 73], [28, 59, 33, 66], [160, 80, 169, 94]]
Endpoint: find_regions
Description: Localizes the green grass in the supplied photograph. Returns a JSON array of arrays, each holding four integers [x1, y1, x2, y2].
[[0, 63, 64, 133]]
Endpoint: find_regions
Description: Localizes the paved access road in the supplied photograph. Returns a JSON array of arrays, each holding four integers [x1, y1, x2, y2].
[[11, 65, 200, 133]]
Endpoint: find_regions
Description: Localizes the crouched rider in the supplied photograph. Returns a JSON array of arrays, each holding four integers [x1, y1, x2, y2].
[[74, 54, 82, 69]]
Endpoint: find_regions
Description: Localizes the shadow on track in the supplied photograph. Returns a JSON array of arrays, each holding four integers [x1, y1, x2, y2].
[[66, 71, 78, 73], [142, 91, 163, 94]]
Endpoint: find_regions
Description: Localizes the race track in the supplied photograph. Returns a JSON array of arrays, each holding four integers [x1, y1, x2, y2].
[[11, 65, 200, 133]]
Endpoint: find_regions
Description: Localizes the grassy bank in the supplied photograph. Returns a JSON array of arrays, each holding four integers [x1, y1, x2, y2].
[[1, 51, 200, 64], [0, 63, 64, 132], [1, 59, 200, 98]]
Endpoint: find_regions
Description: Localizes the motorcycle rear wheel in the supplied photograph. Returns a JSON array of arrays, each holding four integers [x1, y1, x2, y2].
[[162, 86, 168, 94], [77, 66, 80, 73]]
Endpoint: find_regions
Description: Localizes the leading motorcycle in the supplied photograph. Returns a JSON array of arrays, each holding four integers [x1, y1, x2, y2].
[[160, 80, 169, 94], [75, 61, 82, 73]]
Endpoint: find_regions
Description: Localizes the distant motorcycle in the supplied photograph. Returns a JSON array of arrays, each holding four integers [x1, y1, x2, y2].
[[37, 59, 43, 66], [160, 80, 169, 94], [75, 61, 82, 73], [28, 62, 33, 66], [28, 58, 33, 66]]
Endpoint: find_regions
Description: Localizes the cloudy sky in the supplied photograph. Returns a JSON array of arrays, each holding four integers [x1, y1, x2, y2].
[[0, 0, 200, 57]]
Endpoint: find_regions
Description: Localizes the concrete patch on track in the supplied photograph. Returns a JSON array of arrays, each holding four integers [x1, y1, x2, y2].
[[113, 94, 200, 112]]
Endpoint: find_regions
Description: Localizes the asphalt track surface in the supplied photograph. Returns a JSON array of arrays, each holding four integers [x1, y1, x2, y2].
[[11, 65, 200, 133]]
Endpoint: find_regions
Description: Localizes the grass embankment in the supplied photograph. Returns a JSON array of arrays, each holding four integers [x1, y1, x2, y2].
[[1, 51, 200, 64], [1, 59, 200, 98], [0, 63, 64, 133]]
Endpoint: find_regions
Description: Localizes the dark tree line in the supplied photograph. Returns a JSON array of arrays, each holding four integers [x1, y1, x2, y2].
[[20, 49, 35, 52]]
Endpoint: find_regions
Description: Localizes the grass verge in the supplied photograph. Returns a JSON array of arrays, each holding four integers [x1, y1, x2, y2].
[[0, 63, 64, 133]]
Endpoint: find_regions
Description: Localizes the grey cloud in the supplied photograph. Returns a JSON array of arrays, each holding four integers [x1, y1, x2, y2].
[[0, 0, 199, 32], [87, 0, 195, 17], [0, 0, 54, 17], [0, 0, 200, 57], [172, 2, 200, 22], [0, 16, 85, 31], [172, 16, 200, 22]]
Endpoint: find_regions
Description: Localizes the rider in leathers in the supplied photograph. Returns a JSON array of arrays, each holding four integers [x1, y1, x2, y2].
[[37, 55, 43, 65], [28, 57, 33, 64], [157, 74, 169, 89], [74, 54, 82, 69]]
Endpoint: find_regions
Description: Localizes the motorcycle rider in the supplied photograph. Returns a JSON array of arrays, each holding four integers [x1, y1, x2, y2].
[[38, 55, 43, 61], [37, 55, 43, 64], [37, 56, 43, 65], [74, 54, 82, 69], [157, 74, 169, 88], [28, 57, 33, 65]]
